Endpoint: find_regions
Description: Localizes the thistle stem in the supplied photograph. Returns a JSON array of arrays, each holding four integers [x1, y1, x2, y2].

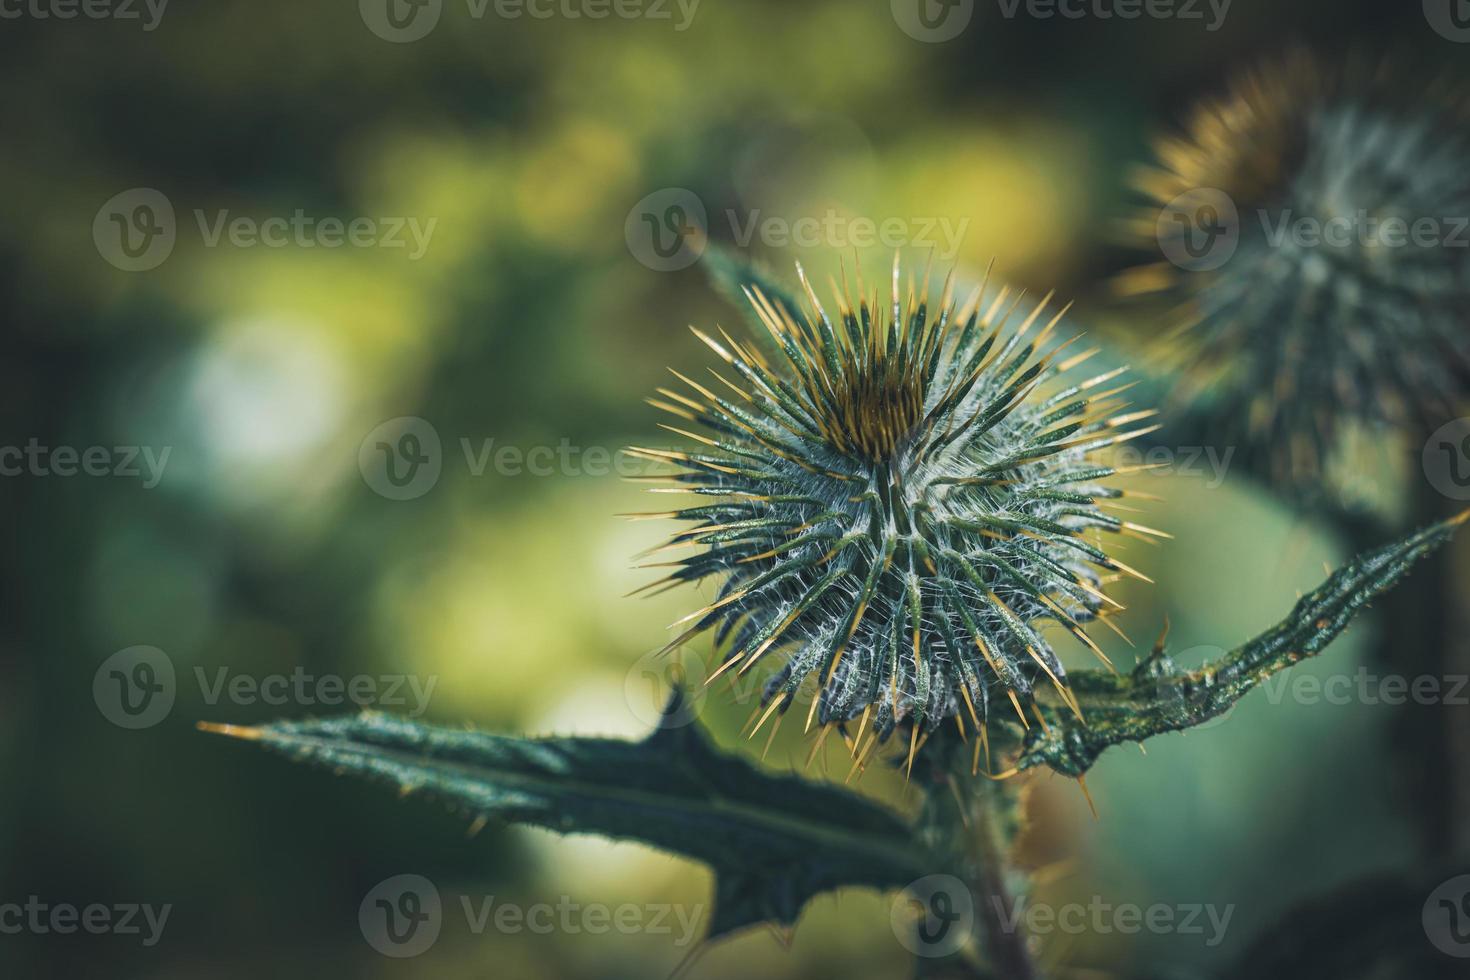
[[1341, 451, 1465, 857], [967, 782, 1037, 980], [918, 732, 1039, 980]]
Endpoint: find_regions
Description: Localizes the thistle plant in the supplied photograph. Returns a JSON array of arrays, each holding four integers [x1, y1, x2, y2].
[[1119, 50, 1470, 490], [203, 250, 1466, 979], [1114, 52, 1470, 864], [629, 256, 1162, 767]]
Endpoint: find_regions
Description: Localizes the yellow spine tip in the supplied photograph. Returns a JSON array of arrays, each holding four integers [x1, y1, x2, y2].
[[195, 721, 264, 741]]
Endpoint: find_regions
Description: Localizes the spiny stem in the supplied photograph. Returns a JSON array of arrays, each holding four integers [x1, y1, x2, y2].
[[918, 731, 1039, 980], [966, 782, 1036, 980], [1018, 513, 1465, 777]]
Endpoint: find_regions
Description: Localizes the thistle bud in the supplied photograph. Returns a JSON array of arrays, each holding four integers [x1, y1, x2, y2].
[[1120, 51, 1470, 489], [631, 256, 1160, 760]]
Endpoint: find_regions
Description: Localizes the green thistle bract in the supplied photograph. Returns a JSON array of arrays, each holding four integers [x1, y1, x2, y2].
[[632, 257, 1162, 757], [1120, 51, 1470, 488]]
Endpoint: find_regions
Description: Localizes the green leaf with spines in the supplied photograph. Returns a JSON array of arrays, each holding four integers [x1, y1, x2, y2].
[[1017, 514, 1467, 776], [202, 691, 931, 940]]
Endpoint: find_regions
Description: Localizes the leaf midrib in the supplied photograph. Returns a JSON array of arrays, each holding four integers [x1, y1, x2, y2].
[[271, 731, 928, 877]]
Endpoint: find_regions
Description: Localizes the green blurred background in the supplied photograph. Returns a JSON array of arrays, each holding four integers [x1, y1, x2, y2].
[[1, 1, 1465, 977]]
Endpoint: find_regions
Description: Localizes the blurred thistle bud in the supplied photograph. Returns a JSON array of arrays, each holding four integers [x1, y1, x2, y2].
[[1118, 51, 1470, 492], [628, 255, 1162, 768]]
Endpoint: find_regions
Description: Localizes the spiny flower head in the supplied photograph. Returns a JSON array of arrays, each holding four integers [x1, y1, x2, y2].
[[1119, 51, 1470, 489], [630, 256, 1162, 763]]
